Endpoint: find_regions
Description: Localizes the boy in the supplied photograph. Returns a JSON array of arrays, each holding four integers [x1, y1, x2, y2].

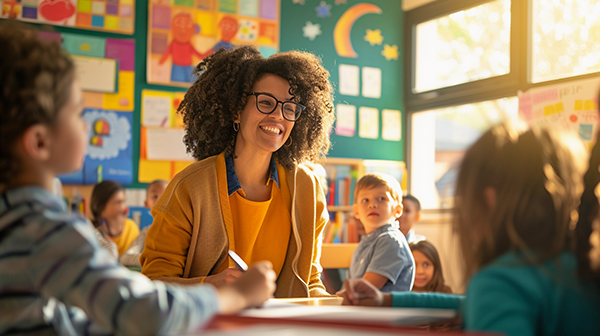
[[120, 179, 168, 267], [0, 25, 275, 335], [399, 194, 426, 244], [348, 173, 415, 292]]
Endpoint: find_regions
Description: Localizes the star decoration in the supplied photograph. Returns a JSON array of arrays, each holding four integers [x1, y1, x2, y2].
[[381, 44, 399, 60], [315, 1, 332, 18], [303, 21, 322, 41], [292, 0, 305, 5], [364, 29, 383, 46], [335, 0, 347, 4]]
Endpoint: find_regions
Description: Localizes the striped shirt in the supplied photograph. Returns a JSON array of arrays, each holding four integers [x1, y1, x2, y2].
[[0, 186, 220, 335]]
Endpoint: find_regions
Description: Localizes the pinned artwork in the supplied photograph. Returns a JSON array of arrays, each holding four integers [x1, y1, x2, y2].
[[358, 107, 379, 139], [60, 109, 133, 185], [139, 90, 192, 183], [381, 109, 401, 141], [336, 104, 356, 137], [0, 0, 135, 34], [518, 76, 600, 150], [148, 0, 280, 87]]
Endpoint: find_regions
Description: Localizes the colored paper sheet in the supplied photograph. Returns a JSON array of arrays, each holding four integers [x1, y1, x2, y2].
[[72, 55, 118, 93], [82, 91, 104, 109], [335, 104, 356, 137], [139, 159, 172, 183], [103, 71, 135, 111], [219, 0, 237, 13], [62, 33, 106, 58], [142, 92, 172, 127], [146, 128, 194, 161], [239, 0, 258, 17], [339, 64, 359, 96], [260, 0, 278, 20], [105, 38, 136, 72], [358, 107, 379, 139], [362, 67, 382, 99], [382, 109, 401, 141]]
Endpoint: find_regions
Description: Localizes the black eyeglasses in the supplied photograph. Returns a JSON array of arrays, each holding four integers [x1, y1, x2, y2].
[[246, 92, 305, 122]]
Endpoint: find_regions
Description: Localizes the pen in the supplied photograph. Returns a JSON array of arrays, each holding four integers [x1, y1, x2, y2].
[[228, 250, 248, 272]]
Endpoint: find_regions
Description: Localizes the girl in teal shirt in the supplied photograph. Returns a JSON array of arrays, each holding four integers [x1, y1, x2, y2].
[[339, 122, 600, 336]]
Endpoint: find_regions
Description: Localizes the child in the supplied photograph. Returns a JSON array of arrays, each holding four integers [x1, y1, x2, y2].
[[0, 25, 275, 335], [339, 122, 600, 336], [91, 180, 140, 255], [120, 179, 168, 267], [409, 240, 452, 293], [347, 173, 415, 292], [399, 194, 425, 244]]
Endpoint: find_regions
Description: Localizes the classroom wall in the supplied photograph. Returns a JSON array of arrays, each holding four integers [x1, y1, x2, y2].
[[280, 0, 405, 161], [3, 0, 406, 185]]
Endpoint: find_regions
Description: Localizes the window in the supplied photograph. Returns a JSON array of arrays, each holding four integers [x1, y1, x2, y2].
[[415, 0, 511, 93], [406, 0, 600, 210]]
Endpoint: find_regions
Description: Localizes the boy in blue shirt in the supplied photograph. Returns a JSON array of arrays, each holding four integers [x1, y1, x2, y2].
[[348, 173, 415, 292], [0, 24, 275, 335]]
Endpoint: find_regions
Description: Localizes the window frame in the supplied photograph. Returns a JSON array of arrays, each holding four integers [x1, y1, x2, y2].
[[404, 0, 600, 198]]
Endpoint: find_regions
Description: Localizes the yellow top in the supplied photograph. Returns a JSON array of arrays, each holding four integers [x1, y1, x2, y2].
[[225, 181, 291, 276], [112, 218, 140, 255]]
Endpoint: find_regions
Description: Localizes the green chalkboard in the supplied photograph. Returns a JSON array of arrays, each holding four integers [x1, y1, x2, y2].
[[280, 0, 404, 161]]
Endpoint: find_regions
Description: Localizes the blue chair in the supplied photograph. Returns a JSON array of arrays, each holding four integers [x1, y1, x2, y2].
[[127, 206, 153, 230]]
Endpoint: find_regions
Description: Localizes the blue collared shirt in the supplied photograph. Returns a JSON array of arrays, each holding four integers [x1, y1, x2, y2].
[[349, 221, 415, 292], [225, 156, 280, 196]]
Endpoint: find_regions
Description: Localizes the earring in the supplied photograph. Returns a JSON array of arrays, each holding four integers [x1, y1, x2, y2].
[[233, 122, 240, 132], [284, 136, 292, 147]]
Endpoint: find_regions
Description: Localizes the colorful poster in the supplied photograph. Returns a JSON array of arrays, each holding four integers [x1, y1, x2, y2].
[[0, 0, 135, 34], [59, 109, 133, 185], [139, 90, 192, 183], [518, 77, 600, 149], [147, 0, 280, 87]]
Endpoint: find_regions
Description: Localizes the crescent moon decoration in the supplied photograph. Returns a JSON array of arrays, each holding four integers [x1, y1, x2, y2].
[[334, 3, 382, 58]]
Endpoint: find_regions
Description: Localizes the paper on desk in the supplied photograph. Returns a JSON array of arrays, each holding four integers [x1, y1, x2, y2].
[[201, 324, 409, 336], [240, 305, 456, 325]]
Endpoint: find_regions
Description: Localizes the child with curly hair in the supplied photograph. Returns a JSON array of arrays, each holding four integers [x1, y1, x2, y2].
[[141, 46, 335, 297]]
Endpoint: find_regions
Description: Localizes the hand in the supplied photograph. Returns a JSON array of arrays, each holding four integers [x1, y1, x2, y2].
[[204, 268, 243, 288], [337, 279, 385, 306], [216, 261, 276, 314]]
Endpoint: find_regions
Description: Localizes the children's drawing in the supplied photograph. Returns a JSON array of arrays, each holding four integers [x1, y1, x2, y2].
[[148, 0, 280, 87], [84, 109, 131, 160], [2, 0, 22, 19], [159, 12, 212, 83]]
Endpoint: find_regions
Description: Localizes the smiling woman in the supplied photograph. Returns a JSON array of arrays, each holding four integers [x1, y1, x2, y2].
[[140, 46, 336, 298]]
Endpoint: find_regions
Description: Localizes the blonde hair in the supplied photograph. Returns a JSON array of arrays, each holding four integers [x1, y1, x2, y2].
[[354, 173, 402, 204], [455, 122, 585, 280]]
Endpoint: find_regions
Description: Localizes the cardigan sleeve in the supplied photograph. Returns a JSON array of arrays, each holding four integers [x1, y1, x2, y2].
[[391, 292, 464, 311], [307, 171, 331, 297], [140, 180, 203, 284]]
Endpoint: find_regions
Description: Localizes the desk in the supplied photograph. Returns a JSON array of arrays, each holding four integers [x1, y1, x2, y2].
[[202, 297, 492, 335]]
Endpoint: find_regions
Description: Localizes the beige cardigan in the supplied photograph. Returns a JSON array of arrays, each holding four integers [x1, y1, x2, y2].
[[140, 153, 330, 297]]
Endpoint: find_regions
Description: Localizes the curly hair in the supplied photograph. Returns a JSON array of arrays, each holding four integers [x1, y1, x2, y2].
[[178, 46, 335, 170], [0, 23, 75, 187]]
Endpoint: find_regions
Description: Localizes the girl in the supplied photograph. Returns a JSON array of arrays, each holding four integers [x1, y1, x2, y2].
[[410, 240, 452, 293], [140, 46, 335, 297], [91, 180, 139, 255], [339, 122, 600, 336]]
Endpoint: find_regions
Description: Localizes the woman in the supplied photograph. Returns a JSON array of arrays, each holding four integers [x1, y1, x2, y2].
[[141, 46, 335, 297]]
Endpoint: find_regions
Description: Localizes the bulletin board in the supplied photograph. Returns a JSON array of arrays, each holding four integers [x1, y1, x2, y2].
[[138, 90, 193, 183], [280, 0, 404, 161], [147, 0, 280, 87], [53, 31, 135, 185], [518, 76, 600, 150], [0, 0, 135, 34]]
